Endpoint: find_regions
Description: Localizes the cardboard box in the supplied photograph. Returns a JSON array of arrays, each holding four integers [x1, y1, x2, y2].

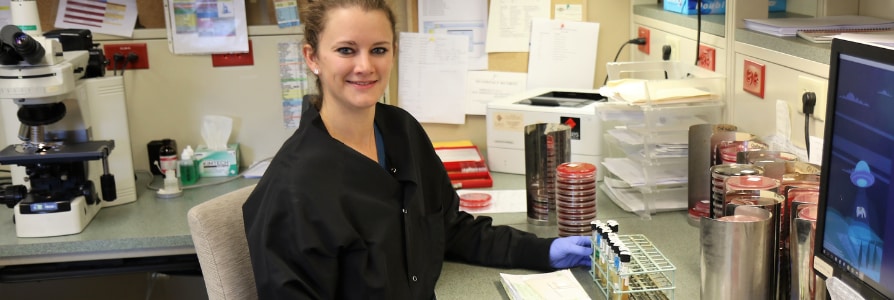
[[663, 0, 726, 15], [663, 0, 785, 15], [768, 0, 786, 12], [195, 144, 240, 177]]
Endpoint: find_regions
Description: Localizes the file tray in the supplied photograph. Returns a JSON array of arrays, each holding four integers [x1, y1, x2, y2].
[[602, 61, 725, 107], [591, 234, 676, 300]]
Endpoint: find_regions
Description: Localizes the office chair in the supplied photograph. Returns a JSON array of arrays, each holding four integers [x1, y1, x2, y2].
[[187, 184, 258, 300]]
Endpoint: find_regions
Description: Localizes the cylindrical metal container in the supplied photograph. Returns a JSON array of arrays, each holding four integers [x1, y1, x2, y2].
[[724, 175, 785, 300], [709, 164, 764, 219], [700, 206, 775, 300], [688, 124, 737, 226], [791, 204, 819, 300], [524, 123, 571, 225]]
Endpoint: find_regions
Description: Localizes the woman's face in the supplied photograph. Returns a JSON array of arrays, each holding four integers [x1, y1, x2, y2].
[[304, 6, 394, 110]]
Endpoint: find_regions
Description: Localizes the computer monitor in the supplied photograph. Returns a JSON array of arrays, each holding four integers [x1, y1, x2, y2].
[[814, 37, 894, 299]]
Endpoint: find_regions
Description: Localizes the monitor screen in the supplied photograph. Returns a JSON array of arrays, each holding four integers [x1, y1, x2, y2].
[[814, 37, 894, 299]]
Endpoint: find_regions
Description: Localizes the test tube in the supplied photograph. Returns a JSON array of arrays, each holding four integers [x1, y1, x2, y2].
[[591, 221, 604, 267], [614, 251, 632, 300], [606, 219, 619, 233]]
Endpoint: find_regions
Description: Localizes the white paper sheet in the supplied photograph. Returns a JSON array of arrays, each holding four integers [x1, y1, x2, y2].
[[484, 0, 550, 53], [418, 0, 488, 70], [54, 0, 138, 38], [457, 189, 527, 214], [165, 0, 249, 54], [0, 0, 11, 27], [526, 19, 600, 90], [465, 71, 527, 115], [398, 32, 468, 124]]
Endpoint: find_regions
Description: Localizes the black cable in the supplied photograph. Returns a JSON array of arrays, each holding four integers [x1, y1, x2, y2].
[[695, 0, 703, 66], [802, 92, 816, 159], [603, 38, 647, 85], [119, 56, 127, 75], [112, 53, 124, 76], [805, 113, 810, 158]]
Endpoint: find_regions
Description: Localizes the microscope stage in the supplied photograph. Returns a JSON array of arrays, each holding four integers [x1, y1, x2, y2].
[[0, 140, 114, 165]]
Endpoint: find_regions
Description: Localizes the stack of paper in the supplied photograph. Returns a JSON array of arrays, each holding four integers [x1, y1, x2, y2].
[[602, 79, 716, 105], [744, 15, 894, 37], [500, 269, 591, 300]]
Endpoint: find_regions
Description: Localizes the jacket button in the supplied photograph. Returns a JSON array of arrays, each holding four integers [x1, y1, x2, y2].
[[390, 167, 397, 174], [412, 275, 418, 282], [402, 209, 408, 214]]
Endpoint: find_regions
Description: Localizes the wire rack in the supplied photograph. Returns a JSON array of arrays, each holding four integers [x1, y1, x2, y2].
[[590, 234, 676, 300]]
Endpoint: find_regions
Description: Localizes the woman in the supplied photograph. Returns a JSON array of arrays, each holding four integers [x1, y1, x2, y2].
[[242, 0, 592, 298]]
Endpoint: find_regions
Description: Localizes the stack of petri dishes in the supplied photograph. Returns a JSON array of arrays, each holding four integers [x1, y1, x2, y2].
[[531, 135, 560, 221], [556, 162, 597, 237]]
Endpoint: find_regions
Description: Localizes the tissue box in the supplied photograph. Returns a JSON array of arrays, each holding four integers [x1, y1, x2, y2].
[[663, 0, 785, 14], [195, 144, 241, 177]]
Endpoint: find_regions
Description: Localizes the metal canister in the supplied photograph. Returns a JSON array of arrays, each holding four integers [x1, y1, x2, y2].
[[792, 204, 819, 300], [701, 206, 775, 300], [524, 123, 571, 225], [709, 164, 764, 218]]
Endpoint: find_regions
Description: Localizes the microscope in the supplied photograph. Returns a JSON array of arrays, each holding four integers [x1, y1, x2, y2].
[[0, 19, 136, 237]]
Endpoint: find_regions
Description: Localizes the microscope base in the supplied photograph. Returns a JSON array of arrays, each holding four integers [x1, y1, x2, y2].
[[14, 196, 102, 238]]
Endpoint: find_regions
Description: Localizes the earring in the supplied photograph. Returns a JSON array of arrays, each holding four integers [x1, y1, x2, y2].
[[313, 69, 319, 75]]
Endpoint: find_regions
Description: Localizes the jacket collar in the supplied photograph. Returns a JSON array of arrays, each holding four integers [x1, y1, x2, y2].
[[302, 103, 420, 185]]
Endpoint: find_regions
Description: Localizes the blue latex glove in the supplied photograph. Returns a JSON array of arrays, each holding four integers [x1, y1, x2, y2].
[[549, 236, 593, 269]]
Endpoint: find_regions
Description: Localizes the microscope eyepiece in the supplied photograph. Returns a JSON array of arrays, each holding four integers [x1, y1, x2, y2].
[[0, 24, 45, 65], [11, 31, 45, 65]]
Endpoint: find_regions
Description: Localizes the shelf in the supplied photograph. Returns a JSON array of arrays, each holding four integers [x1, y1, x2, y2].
[[735, 28, 833, 64], [590, 234, 676, 300], [634, 4, 726, 37], [601, 179, 688, 214]]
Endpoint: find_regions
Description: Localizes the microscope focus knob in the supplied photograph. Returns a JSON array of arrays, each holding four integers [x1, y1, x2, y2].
[[0, 185, 27, 208], [101, 174, 117, 201]]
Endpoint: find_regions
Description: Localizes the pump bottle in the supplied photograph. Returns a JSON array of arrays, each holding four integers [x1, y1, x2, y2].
[[179, 145, 198, 186]]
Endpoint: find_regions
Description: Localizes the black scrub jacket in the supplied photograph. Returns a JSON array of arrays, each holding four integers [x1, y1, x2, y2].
[[243, 103, 555, 299]]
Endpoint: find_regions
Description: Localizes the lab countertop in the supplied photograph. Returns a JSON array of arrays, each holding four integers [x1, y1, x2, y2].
[[0, 172, 701, 299]]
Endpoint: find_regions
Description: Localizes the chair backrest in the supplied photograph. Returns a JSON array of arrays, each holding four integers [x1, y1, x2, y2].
[[187, 184, 258, 300]]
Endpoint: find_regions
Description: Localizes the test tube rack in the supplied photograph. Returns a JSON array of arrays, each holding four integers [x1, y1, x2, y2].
[[590, 234, 676, 300]]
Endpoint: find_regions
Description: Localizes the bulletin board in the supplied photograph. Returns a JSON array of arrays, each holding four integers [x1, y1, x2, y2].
[[406, 0, 588, 73], [36, 0, 288, 32]]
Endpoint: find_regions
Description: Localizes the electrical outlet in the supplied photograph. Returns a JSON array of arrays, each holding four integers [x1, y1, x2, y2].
[[212, 40, 254, 67], [103, 43, 149, 70], [743, 59, 766, 98], [798, 75, 828, 121], [665, 35, 680, 62], [697, 45, 716, 71], [637, 27, 650, 55]]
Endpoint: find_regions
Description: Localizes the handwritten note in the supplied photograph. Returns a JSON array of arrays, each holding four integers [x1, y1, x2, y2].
[[527, 19, 600, 90], [485, 0, 550, 53], [398, 32, 469, 124]]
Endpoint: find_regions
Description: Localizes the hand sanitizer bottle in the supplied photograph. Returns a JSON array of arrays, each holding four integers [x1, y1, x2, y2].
[[179, 145, 198, 186]]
